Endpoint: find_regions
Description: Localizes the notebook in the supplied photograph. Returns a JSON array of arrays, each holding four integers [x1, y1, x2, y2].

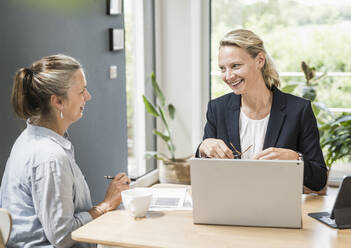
[[190, 158, 304, 228]]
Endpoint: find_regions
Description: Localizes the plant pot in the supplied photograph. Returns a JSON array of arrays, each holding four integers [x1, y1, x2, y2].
[[159, 159, 190, 184]]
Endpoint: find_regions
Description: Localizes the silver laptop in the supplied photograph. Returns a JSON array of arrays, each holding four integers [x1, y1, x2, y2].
[[190, 158, 304, 228]]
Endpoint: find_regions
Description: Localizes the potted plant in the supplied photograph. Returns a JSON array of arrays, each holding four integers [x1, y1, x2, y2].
[[320, 113, 351, 168], [282, 61, 332, 126], [142, 73, 191, 184]]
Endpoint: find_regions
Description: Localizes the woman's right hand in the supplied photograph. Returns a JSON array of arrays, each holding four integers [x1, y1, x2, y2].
[[199, 138, 234, 159], [91, 173, 130, 218]]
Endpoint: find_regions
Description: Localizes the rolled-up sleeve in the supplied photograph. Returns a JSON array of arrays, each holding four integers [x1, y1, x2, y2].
[[31, 159, 92, 248]]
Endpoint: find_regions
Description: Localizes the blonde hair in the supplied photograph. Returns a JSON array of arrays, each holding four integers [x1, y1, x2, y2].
[[11, 54, 82, 119], [220, 29, 280, 89]]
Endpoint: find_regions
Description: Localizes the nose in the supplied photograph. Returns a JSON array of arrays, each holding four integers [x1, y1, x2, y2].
[[224, 69, 235, 82], [84, 89, 92, 101]]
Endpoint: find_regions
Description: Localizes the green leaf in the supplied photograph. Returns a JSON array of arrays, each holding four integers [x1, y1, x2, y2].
[[151, 72, 166, 106], [313, 102, 332, 115], [319, 124, 331, 132], [281, 83, 299, 94], [168, 104, 176, 120], [144, 151, 169, 161], [142, 95, 159, 117], [153, 130, 170, 142], [311, 103, 320, 116], [158, 107, 169, 130], [335, 115, 351, 124]]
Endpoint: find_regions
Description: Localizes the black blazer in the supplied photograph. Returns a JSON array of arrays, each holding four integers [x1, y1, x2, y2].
[[196, 86, 328, 191]]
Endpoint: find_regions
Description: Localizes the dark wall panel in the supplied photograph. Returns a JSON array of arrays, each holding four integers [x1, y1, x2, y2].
[[0, 0, 127, 203]]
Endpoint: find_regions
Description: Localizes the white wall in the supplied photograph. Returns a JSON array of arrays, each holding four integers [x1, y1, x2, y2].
[[155, 0, 210, 159]]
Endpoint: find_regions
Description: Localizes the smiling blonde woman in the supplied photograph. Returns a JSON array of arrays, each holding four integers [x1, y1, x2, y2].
[[196, 29, 327, 192]]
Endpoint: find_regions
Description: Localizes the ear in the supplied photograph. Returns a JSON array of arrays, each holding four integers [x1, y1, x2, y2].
[[255, 52, 265, 70], [50, 94, 64, 112]]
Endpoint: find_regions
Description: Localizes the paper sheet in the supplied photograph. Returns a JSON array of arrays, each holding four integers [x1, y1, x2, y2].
[[149, 187, 192, 211]]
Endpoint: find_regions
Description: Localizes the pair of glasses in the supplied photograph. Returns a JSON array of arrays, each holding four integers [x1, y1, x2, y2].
[[230, 142, 252, 158]]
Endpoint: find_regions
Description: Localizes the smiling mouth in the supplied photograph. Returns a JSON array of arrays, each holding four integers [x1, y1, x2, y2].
[[230, 79, 243, 87]]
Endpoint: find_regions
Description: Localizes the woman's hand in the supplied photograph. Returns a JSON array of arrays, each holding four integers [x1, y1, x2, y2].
[[90, 173, 130, 218], [199, 138, 234, 159], [254, 147, 299, 160]]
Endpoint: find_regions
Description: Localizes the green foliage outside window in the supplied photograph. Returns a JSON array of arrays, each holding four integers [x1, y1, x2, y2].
[[211, 0, 351, 110]]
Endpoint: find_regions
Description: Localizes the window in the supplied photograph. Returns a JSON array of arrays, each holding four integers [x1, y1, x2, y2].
[[125, 0, 156, 179], [211, 0, 351, 113]]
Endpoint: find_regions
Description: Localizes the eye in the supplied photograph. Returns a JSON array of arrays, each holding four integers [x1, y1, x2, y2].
[[219, 67, 225, 73], [80, 88, 86, 94], [232, 64, 241, 69]]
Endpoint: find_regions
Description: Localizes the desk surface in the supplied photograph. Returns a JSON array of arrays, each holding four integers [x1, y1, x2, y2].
[[72, 186, 351, 248]]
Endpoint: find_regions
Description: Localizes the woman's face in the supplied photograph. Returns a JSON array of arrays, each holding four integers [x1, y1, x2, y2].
[[218, 45, 264, 95], [62, 69, 91, 125]]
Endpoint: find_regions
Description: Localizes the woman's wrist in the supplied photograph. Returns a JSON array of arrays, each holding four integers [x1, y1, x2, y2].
[[89, 202, 112, 219], [89, 206, 103, 219], [96, 201, 111, 213], [92, 205, 105, 215]]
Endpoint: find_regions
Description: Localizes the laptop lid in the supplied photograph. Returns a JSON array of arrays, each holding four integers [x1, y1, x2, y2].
[[190, 158, 304, 228]]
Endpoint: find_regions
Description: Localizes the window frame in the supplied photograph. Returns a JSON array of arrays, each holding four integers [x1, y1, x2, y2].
[[125, 0, 157, 181]]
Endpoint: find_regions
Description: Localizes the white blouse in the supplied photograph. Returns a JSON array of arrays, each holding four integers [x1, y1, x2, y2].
[[239, 109, 270, 159]]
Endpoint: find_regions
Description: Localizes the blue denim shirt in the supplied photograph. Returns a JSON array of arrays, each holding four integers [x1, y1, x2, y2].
[[0, 121, 94, 247]]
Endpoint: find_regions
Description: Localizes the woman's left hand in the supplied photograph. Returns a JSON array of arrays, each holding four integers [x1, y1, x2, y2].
[[254, 147, 299, 160]]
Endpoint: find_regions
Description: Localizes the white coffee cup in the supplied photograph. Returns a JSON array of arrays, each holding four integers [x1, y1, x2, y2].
[[121, 188, 153, 218]]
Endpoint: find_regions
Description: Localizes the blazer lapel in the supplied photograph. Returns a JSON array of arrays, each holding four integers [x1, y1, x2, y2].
[[263, 87, 287, 149], [225, 94, 241, 155]]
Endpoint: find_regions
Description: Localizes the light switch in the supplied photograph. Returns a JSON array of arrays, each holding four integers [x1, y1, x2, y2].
[[109, 65, 117, 79]]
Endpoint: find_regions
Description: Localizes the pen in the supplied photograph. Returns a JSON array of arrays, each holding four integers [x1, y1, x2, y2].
[[104, 176, 137, 181]]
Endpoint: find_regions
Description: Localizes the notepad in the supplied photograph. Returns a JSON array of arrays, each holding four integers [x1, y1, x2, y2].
[[149, 187, 192, 211]]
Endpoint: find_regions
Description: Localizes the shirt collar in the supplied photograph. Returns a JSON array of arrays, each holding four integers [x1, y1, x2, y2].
[[26, 119, 72, 150]]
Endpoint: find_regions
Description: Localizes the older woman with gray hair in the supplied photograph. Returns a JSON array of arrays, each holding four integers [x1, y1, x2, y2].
[[0, 54, 130, 247], [196, 29, 327, 191]]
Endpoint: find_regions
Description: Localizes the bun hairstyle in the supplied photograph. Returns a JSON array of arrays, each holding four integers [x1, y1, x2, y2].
[[11, 54, 82, 119], [220, 29, 280, 89]]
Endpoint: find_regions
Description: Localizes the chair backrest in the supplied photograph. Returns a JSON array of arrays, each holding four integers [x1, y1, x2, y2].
[[0, 208, 12, 248]]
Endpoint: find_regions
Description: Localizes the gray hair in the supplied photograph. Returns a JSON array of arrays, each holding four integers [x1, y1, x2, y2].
[[11, 54, 82, 119], [220, 29, 280, 89]]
